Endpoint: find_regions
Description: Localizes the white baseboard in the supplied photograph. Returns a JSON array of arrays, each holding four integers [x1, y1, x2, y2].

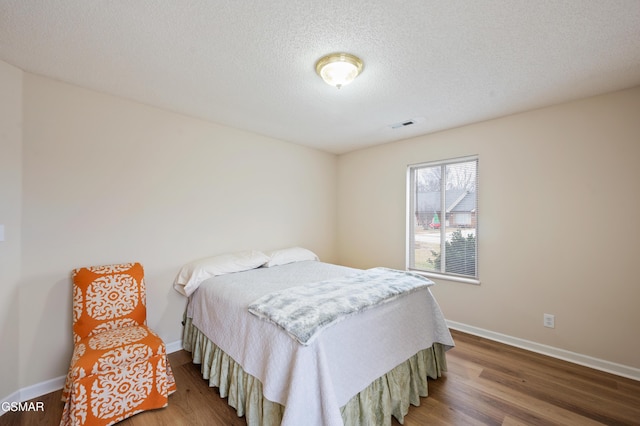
[[447, 320, 640, 382], [0, 375, 65, 417], [165, 339, 183, 354], [0, 339, 183, 416]]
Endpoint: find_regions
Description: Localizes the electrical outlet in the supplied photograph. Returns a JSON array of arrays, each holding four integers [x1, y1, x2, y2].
[[543, 313, 555, 328]]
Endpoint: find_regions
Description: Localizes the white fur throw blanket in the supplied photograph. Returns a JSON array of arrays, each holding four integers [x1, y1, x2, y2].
[[248, 267, 434, 345]]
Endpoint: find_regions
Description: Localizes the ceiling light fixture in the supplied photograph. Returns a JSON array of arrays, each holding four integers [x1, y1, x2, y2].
[[315, 52, 364, 89]]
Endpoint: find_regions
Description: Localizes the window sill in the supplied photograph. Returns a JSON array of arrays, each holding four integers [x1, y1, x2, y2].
[[408, 269, 480, 285]]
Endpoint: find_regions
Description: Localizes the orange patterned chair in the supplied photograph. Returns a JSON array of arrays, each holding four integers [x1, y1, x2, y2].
[[61, 262, 176, 426]]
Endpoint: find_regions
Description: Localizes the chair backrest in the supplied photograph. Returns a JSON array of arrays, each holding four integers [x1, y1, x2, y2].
[[72, 262, 147, 342]]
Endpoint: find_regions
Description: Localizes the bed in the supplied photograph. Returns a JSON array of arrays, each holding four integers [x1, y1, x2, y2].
[[175, 249, 455, 426]]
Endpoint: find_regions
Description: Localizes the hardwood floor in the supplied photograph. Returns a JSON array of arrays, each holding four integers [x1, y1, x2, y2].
[[2, 329, 639, 425], [398, 331, 640, 425]]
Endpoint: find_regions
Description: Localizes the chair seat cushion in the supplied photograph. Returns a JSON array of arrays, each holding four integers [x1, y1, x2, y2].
[[68, 325, 166, 381]]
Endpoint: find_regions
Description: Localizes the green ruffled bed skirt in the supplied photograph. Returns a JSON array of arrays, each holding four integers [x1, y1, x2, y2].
[[183, 317, 447, 425]]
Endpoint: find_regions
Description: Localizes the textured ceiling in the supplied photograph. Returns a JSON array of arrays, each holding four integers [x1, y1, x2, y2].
[[1, 0, 640, 154]]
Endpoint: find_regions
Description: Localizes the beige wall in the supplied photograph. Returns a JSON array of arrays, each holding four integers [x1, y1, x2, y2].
[[0, 61, 22, 400], [337, 86, 640, 369], [14, 72, 338, 390]]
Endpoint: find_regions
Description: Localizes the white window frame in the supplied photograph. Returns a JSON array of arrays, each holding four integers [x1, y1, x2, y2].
[[406, 155, 480, 285]]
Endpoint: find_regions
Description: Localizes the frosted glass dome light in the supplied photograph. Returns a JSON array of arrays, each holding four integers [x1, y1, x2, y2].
[[315, 53, 364, 89]]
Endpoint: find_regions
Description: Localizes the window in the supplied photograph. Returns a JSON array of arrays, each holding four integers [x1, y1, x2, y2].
[[407, 156, 478, 283]]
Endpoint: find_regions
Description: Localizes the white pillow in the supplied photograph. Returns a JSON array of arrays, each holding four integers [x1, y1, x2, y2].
[[173, 250, 269, 297], [264, 247, 319, 268]]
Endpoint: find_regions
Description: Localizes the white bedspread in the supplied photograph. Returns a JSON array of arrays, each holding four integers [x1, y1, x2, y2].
[[186, 261, 454, 426]]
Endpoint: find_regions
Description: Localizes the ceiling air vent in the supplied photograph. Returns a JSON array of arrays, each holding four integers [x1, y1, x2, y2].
[[390, 120, 415, 129], [389, 117, 425, 130]]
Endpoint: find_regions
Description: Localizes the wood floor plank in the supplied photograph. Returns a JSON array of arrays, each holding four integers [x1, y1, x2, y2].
[[2, 329, 638, 425], [398, 394, 487, 426], [451, 331, 640, 424], [478, 366, 639, 425], [462, 370, 604, 425]]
